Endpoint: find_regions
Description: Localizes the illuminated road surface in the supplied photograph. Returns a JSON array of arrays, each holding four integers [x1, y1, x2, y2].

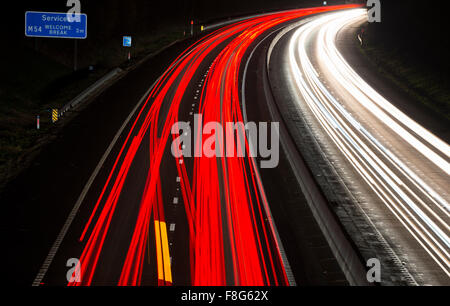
[[33, 5, 361, 286], [286, 9, 449, 281]]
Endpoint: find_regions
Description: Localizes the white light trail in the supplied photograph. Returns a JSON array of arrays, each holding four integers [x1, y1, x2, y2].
[[287, 9, 450, 277]]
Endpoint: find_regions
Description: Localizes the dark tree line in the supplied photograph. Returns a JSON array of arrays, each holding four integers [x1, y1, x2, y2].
[[368, 0, 449, 76], [10, 0, 446, 70]]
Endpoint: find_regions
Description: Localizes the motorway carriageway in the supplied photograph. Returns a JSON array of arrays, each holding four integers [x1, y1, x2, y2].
[[285, 9, 449, 283], [33, 4, 362, 286]]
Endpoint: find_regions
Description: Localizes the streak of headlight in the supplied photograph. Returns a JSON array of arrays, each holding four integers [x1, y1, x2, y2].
[[288, 9, 450, 277]]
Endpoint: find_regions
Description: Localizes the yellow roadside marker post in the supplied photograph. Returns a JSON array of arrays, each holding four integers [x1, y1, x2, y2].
[[52, 109, 59, 123]]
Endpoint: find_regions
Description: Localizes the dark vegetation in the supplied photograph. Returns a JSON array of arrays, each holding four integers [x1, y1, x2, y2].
[[361, 1, 450, 122]]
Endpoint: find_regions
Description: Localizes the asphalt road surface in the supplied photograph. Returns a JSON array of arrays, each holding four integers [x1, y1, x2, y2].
[[273, 9, 449, 285]]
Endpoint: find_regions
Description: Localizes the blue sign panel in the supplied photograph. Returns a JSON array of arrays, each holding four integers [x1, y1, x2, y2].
[[25, 11, 87, 39], [123, 36, 132, 47]]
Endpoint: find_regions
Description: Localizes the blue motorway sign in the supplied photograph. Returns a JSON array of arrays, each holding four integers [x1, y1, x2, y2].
[[123, 36, 132, 47], [25, 11, 87, 39]]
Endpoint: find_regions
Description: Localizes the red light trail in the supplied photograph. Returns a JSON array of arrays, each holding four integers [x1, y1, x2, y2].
[[68, 4, 362, 286]]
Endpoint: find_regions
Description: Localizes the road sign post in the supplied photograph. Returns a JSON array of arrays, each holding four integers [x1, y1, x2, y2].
[[74, 40, 78, 71], [123, 36, 132, 60], [25, 11, 87, 71]]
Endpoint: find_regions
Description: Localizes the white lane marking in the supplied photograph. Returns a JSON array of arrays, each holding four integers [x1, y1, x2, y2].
[[173, 197, 179, 204], [169, 223, 176, 232], [176, 176, 181, 182], [32, 76, 163, 286]]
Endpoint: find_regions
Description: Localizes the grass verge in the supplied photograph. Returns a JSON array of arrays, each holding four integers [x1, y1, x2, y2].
[[0, 25, 185, 190], [357, 28, 450, 124]]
